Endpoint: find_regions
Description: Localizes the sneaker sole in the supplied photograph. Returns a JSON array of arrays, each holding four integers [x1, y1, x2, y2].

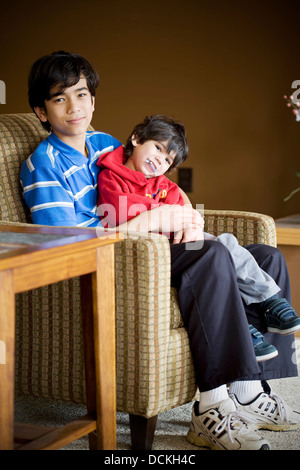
[[186, 429, 270, 450], [256, 349, 279, 362], [267, 324, 300, 335], [255, 422, 300, 431]]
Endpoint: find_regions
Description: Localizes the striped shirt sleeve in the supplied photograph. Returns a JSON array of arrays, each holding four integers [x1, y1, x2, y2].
[[21, 163, 78, 226]]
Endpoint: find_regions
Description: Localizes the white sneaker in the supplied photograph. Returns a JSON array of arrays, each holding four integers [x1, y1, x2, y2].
[[232, 392, 300, 431], [186, 397, 270, 450]]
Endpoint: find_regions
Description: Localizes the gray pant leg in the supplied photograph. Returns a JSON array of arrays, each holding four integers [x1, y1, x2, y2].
[[205, 232, 280, 305]]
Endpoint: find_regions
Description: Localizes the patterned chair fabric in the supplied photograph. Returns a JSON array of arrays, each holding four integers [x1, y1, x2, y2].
[[0, 113, 277, 444]]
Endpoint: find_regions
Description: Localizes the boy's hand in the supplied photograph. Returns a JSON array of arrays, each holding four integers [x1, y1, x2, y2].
[[173, 226, 204, 244], [121, 204, 204, 239], [153, 204, 203, 235]]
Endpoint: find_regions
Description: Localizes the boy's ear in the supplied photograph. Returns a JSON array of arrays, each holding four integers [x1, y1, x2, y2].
[[34, 106, 48, 123], [131, 134, 138, 146], [91, 96, 95, 111]]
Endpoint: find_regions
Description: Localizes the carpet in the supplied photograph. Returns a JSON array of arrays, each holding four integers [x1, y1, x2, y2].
[[14, 339, 300, 451]]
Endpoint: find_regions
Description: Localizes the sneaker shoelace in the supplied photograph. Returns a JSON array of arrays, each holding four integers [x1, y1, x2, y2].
[[263, 393, 290, 423], [215, 412, 257, 443]]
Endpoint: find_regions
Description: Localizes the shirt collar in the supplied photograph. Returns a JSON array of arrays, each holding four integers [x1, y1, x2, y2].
[[47, 132, 91, 164]]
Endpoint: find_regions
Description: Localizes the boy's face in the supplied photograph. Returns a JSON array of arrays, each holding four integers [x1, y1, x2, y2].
[[34, 77, 95, 142], [125, 137, 176, 178]]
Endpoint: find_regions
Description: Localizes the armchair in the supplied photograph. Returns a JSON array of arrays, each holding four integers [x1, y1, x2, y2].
[[0, 113, 277, 449]]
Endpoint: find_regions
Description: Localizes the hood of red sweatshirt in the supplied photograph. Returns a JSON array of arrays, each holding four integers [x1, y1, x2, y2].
[[97, 145, 168, 187]]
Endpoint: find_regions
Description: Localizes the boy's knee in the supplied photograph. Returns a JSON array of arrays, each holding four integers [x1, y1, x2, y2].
[[247, 243, 286, 270], [205, 239, 233, 262], [265, 245, 286, 267], [255, 244, 282, 261]]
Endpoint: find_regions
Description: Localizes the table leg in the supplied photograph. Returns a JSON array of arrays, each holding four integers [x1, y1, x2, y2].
[[0, 270, 15, 450], [81, 244, 116, 450]]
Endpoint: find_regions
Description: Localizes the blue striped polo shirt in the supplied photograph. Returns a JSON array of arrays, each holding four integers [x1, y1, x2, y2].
[[20, 131, 121, 227]]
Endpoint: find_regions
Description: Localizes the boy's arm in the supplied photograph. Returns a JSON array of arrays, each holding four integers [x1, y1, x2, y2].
[[117, 204, 203, 238], [20, 163, 78, 226]]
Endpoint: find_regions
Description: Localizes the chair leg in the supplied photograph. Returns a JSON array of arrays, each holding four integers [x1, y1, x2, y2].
[[129, 414, 158, 450]]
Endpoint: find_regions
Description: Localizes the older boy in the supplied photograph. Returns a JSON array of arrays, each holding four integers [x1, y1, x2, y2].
[[20, 51, 300, 451]]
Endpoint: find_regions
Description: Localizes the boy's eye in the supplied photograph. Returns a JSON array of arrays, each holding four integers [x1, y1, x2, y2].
[[155, 144, 161, 152]]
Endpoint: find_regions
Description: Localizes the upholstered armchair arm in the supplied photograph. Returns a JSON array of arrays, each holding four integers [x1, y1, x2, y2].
[[204, 209, 277, 247], [114, 231, 173, 416]]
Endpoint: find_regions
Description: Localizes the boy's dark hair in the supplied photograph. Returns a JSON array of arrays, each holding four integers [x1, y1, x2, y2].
[[124, 115, 188, 172], [28, 51, 99, 132]]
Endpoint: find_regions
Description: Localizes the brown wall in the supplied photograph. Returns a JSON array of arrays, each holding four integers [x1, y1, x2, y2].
[[1, 0, 300, 219]]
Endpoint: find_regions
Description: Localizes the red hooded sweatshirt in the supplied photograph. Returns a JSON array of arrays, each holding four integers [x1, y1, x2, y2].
[[97, 145, 184, 227]]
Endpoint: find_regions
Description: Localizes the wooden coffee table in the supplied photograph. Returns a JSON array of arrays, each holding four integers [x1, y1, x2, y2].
[[0, 224, 123, 450]]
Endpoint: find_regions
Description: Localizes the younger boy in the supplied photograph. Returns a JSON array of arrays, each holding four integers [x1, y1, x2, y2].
[[97, 114, 300, 360]]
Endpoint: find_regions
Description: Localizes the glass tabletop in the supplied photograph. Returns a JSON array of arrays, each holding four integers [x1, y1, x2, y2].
[[0, 231, 73, 255]]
